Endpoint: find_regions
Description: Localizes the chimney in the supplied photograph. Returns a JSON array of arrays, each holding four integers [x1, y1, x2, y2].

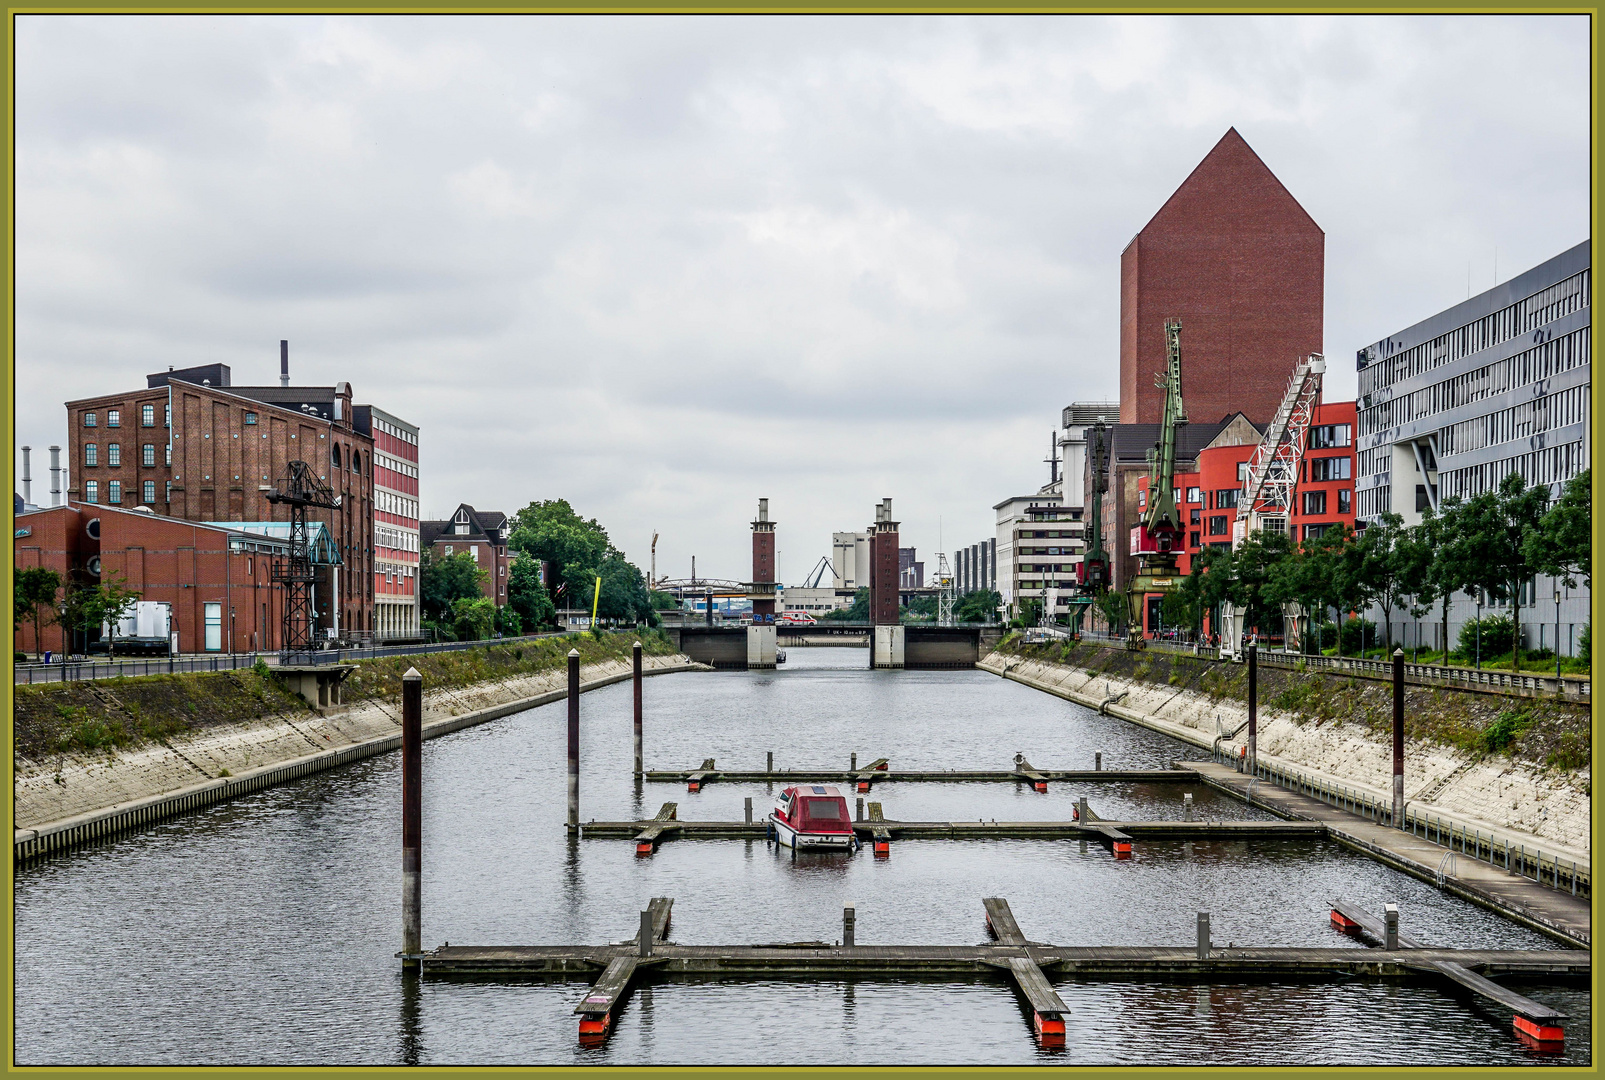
[[758, 497, 768, 523], [20, 445, 30, 505], [280, 339, 290, 388], [48, 445, 61, 506]]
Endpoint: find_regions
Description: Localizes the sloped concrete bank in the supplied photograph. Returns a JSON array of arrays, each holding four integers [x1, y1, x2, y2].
[[15, 652, 705, 861], [980, 650, 1590, 870]]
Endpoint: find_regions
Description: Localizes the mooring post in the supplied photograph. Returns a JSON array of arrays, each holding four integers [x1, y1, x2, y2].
[[1184, 793, 1193, 821], [843, 902, 856, 948], [1095, 752, 1102, 771], [1077, 796, 1089, 821], [851, 752, 857, 771], [1196, 912, 1210, 960], [639, 909, 654, 958], [567, 649, 580, 831], [767, 751, 773, 773], [1384, 904, 1399, 950], [745, 797, 753, 824], [1246, 641, 1258, 775], [632, 640, 644, 779], [856, 797, 864, 822], [1392, 648, 1405, 828], [401, 667, 423, 969]]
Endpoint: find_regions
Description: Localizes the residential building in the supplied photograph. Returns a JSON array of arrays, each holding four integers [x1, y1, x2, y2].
[[1120, 128, 1324, 427], [421, 504, 514, 607], [354, 405, 421, 638], [1355, 240, 1590, 653], [996, 493, 1085, 619], [66, 361, 377, 637]]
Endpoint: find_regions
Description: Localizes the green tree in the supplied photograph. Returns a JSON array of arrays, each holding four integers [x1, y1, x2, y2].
[[1180, 545, 1235, 643], [649, 590, 680, 611], [62, 574, 141, 659], [1392, 518, 1436, 656], [494, 604, 523, 637], [955, 588, 1002, 624], [596, 554, 653, 624], [822, 588, 870, 621], [451, 596, 496, 641], [1525, 468, 1591, 589], [1229, 529, 1292, 638], [1094, 589, 1126, 635], [1420, 500, 1471, 660], [507, 556, 556, 630], [1452, 473, 1550, 672], [14, 567, 63, 659], [1348, 512, 1414, 648], [509, 499, 610, 609], [421, 549, 488, 621]]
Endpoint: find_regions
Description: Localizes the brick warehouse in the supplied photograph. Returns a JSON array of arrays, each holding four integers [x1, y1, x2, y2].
[[1120, 127, 1324, 427], [64, 362, 379, 639], [14, 503, 291, 655]]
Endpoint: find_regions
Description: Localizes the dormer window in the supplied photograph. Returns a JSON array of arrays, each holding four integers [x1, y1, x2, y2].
[[454, 508, 470, 535]]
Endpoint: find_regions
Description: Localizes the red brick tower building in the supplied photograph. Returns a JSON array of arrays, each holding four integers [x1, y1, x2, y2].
[[869, 498, 900, 626], [1120, 128, 1324, 426], [750, 498, 776, 621]]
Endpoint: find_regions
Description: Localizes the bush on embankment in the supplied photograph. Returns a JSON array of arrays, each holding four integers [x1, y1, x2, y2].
[[13, 631, 679, 762], [995, 636, 1590, 775]]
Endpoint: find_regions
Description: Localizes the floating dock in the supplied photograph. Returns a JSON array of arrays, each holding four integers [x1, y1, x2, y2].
[[648, 755, 1195, 793]]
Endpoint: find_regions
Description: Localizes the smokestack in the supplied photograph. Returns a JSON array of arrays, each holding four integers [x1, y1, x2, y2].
[[20, 445, 30, 505], [758, 497, 768, 523], [48, 446, 61, 506], [280, 339, 290, 388]]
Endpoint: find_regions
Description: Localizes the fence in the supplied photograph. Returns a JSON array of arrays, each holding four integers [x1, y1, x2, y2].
[[1208, 743, 1589, 900]]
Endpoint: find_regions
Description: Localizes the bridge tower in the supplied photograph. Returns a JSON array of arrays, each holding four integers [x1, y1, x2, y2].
[[747, 498, 779, 669], [869, 498, 904, 668]]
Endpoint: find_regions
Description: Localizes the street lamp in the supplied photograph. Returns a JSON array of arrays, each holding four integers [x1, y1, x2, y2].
[[1474, 596, 1482, 669], [1554, 582, 1563, 678]]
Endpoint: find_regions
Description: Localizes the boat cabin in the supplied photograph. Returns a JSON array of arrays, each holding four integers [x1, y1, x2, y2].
[[775, 785, 852, 834]]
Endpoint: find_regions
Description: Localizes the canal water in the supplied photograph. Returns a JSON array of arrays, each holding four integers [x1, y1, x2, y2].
[[14, 648, 1589, 1066]]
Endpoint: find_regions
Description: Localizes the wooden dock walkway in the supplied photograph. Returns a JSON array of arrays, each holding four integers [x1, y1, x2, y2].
[[421, 895, 1587, 1049], [1328, 899, 1567, 1049], [646, 760, 1196, 790], [1182, 761, 1592, 948]]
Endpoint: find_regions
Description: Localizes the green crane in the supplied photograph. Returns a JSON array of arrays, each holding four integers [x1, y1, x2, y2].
[[1069, 417, 1111, 638], [1125, 319, 1188, 649]]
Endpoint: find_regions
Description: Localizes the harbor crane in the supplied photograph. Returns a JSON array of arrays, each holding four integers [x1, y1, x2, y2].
[[261, 460, 341, 654], [1069, 415, 1112, 638], [1123, 319, 1188, 650]]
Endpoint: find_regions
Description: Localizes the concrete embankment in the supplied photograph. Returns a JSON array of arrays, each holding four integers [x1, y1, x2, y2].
[[980, 647, 1590, 869], [15, 639, 705, 860]]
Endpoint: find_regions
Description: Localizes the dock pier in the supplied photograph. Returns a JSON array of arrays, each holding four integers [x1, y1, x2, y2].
[[647, 757, 1196, 789]]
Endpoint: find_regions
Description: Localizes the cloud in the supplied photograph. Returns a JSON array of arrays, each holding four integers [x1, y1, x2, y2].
[[13, 14, 1589, 583]]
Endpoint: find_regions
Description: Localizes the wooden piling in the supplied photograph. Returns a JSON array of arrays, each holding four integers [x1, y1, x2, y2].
[[401, 667, 422, 969], [633, 641, 644, 779], [1184, 793, 1193, 821], [639, 910, 654, 958], [1196, 912, 1209, 959], [1246, 641, 1257, 774], [567, 650, 581, 831], [1095, 752, 1102, 772], [1392, 648, 1404, 827], [843, 903, 856, 947], [745, 797, 753, 824]]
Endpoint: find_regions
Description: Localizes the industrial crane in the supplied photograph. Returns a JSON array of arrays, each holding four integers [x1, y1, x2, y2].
[[1124, 319, 1188, 650], [1070, 415, 1111, 637], [262, 460, 342, 654]]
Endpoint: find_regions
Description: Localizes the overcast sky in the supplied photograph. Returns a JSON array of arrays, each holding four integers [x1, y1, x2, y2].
[[15, 14, 1590, 584]]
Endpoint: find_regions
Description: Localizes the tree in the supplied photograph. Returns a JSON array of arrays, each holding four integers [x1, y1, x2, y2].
[[508, 499, 610, 609], [1420, 500, 1470, 660], [822, 588, 869, 621], [1179, 545, 1235, 642], [955, 589, 1002, 624], [1349, 512, 1412, 648], [596, 554, 653, 624], [507, 556, 556, 630], [1229, 530, 1292, 639], [14, 567, 63, 659], [1525, 468, 1591, 589], [421, 549, 488, 621], [1452, 473, 1550, 672], [494, 604, 523, 637], [451, 597, 496, 641], [1392, 518, 1436, 656], [649, 590, 680, 611], [1094, 589, 1126, 635], [62, 574, 141, 659]]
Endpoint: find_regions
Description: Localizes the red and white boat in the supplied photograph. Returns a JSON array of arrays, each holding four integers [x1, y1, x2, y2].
[[768, 785, 856, 851]]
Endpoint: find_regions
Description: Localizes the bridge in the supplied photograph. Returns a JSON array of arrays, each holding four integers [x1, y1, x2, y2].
[[666, 623, 1003, 670]]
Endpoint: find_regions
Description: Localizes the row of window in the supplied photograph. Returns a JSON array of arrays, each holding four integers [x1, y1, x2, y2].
[[375, 451, 419, 480], [82, 404, 171, 429], [377, 490, 419, 520], [82, 479, 160, 505], [1308, 423, 1352, 449], [1308, 455, 1352, 481], [376, 526, 419, 553], [374, 418, 418, 445], [1440, 439, 1586, 503], [1362, 327, 1590, 436], [1358, 269, 1589, 394], [1300, 489, 1352, 516], [83, 443, 171, 468], [1439, 383, 1589, 456]]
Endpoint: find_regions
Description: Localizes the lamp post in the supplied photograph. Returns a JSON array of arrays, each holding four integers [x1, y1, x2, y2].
[[1475, 597, 1482, 669], [1554, 583, 1563, 678]]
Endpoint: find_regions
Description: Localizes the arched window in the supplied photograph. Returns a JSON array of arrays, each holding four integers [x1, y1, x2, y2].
[[332, 444, 342, 469], [352, 450, 361, 475]]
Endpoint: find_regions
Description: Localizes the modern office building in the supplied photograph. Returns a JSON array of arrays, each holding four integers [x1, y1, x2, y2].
[[355, 405, 420, 638], [955, 538, 996, 595], [1355, 240, 1590, 652], [1120, 128, 1324, 427]]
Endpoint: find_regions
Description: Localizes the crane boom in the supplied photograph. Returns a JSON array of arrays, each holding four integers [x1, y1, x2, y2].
[[1234, 353, 1325, 544]]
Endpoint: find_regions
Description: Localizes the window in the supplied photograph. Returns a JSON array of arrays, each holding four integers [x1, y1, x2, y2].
[[1138, 489, 1146, 509], [107, 409, 120, 428], [143, 480, 156, 504], [1338, 489, 1351, 515], [142, 404, 155, 427], [83, 412, 97, 427], [1215, 489, 1238, 509], [108, 480, 122, 504], [443, 545, 452, 555], [1303, 523, 1329, 540], [204, 602, 222, 651], [1309, 456, 1352, 481], [85, 480, 99, 503], [165, 444, 172, 466], [1302, 491, 1327, 515], [245, 412, 258, 425], [84, 443, 98, 467], [164, 402, 171, 428], [142, 444, 156, 467], [332, 444, 342, 468], [1208, 515, 1229, 536], [1237, 462, 1250, 482], [1186, 487, 1200, 504], [108, 443, 121, 467], [1189, 531, 1200, 548], [1310, 424, 1351, 448], [165, 481, 172, 504], [1189, 508, 1201, 525], [1416, 485, 1431, 512]]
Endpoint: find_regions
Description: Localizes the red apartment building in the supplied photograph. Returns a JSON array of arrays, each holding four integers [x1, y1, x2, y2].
[[355, 405, 420, 638], [421, 504, 514, 606]]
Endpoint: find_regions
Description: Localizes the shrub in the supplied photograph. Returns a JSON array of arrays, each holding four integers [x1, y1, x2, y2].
[[1580, 623, 1591, 664], [252, 658, 272, 680], [1339, 618, 1377, 655], [15, 651, 28, 663], [1482, 708, 1534, 754], [1457, 614, 1514, 661]]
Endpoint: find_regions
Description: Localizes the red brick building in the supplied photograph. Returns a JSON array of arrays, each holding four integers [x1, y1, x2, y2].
[[421, 504, 513, 606], [355, 405, 420, 638], [64, 363, 376, 636], [1120, 128, 1324, 427], [14, 503, 291, 655]]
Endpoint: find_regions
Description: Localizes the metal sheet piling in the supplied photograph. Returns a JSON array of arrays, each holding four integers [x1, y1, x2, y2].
[[567, 649, 581, 831], [401, 667, 423, 968]]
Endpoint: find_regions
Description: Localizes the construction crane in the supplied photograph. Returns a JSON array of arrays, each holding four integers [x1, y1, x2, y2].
[[802, 555, 839, 590], [931, 552, 956, 625], [1070, 415, 1111, 637], [262, 460, 341, 654], [1124, 319, 1188, 650]]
